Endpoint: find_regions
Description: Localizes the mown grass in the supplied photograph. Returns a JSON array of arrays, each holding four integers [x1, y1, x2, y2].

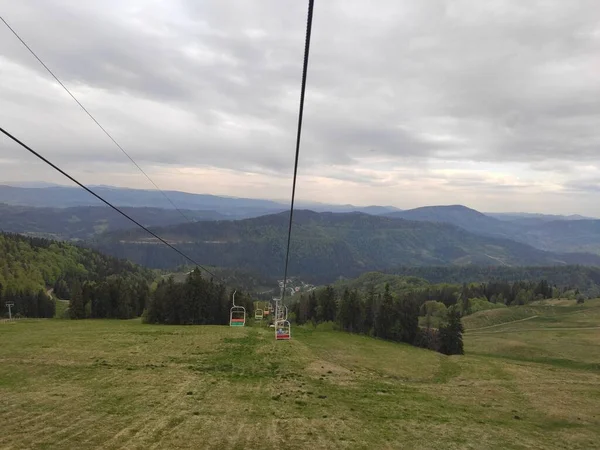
[[0, 302, 599, 449]]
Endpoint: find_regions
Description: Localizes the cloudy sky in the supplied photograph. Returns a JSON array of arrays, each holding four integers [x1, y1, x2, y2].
[[1, 0, 600, 215]]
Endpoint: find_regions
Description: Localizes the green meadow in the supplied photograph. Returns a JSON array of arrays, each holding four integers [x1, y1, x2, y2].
[[1, 299, 599, 449]]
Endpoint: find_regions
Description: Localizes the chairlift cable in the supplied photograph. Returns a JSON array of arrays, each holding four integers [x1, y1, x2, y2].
[[0, 126, 216, 275], [281, 0, 315, 305], [0, 15, 200, 241]]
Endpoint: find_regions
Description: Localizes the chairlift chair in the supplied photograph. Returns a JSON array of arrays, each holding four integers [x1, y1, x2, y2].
[[255, 308, 264, 320], [229, 290, 246, 327], [275, 320, 291, 340]]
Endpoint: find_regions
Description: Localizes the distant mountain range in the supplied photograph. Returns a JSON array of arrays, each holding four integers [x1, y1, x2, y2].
[[91, 210, 600, 283], [3, 184, 600, 283], [384, 205, 600, 255], [0, 185, 400, 218]]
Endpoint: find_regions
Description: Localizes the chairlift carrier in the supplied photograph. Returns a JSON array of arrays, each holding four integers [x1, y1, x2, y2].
[[229, 290, 246, 327], [273, 296, 291, 340]]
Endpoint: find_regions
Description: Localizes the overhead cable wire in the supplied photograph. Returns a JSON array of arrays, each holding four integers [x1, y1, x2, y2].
[[0, 15, 196, 225], [0, 126, 219, 278], [281, 0, 315, 303], [1, 14, 228, 283]]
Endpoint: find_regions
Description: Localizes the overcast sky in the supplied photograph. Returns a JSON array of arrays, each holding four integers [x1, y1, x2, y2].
[[1, 0, 600, 215]]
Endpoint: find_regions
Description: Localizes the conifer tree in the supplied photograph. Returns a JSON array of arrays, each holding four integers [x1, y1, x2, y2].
[[69, 281, 85, 319], [438, 310, 464, 355]]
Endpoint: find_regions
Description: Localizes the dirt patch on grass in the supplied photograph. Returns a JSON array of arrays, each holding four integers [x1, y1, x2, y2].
[[305, 359, 357, 385]]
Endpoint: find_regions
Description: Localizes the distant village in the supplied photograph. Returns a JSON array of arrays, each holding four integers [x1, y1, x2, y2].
[[276, 278, 316, 297]]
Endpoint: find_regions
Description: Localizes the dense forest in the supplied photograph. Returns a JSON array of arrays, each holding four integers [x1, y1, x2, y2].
[[144, 269, 254, 325], [0, 232, 153, 318], [389, 266, 600, 297], [289, 271, 565, 355], [93, 210, 600, 282], [290, 283, 465, 355]]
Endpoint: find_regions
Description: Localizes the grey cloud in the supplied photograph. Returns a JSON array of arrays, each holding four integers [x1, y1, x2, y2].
[[1, 0, 600, 213]]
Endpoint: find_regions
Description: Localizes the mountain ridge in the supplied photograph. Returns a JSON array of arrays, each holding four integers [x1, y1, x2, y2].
[[91, 209, 600, 283], [0, 184, 400, 217]]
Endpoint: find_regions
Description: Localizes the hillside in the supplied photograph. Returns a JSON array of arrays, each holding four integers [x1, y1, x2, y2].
[[0, 203, 225, 240], [385, 205, 520, 239], [391, 265, 600, 297], [0, 232, 153, 318], [386, 205, 600, 255], [331, 271, 429, 294], [1, 314, 598, 449], [522, 220, 600, 254], [93, 210, 600, 283]]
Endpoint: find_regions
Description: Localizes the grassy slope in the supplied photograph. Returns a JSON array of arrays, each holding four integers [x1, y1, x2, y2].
[[0, 302, 598, 449]]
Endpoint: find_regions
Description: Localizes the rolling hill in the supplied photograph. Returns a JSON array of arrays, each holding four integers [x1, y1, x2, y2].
[[92, 210, 600, 283], [386, 205, 600, 256], [384, 205, 520, 239]]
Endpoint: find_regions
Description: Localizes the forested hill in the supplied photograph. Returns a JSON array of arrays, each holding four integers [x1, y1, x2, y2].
[[0, 232, 153, 317], [0, 203, 226, 240], [93, 210, 600, 283], [389, 265, 600, 297]]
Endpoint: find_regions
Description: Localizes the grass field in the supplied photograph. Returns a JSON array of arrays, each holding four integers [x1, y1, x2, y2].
[[1, 300, 599, 449]]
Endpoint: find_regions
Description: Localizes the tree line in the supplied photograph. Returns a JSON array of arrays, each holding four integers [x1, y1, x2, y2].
[[290, 276, 561, 356], [391, 265, 600, 298], [290, 284, 464, 355], [68, 276, 150, 319], [143, 269, 254, 325], [0, 283, 55, 318]]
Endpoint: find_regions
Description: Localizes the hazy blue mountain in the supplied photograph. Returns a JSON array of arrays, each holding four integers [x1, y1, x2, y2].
[[0, 185, 399, 218], [385, 205, 600, 256], [486, 211, 595, 225], [384, 205, 520, 239], [297, 201, 401, 215], [521, 219, 600, 255]]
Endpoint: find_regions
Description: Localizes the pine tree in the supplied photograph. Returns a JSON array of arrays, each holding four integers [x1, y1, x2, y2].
[[375, 283, 395, 340], [308, 291, 318, 323], [364, 283, 376, 333], [337, 288, 351, 331], [69, 281, 85, 319], [317, 286, 336, 322], [438, 310, 464, 355]]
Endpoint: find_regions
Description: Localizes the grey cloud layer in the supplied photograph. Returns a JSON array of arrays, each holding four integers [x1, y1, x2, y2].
[[1, 0, 600, 201]]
